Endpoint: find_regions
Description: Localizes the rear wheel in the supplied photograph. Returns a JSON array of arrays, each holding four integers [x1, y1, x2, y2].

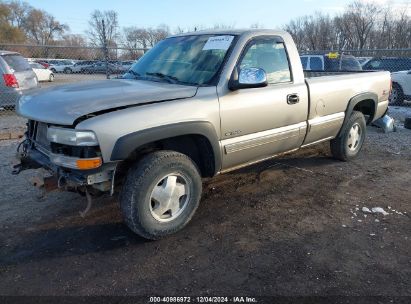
[[49, 73, 54, 82], [389, 83, 404, 105], [64, 67, 73, 74], [120, 151, 202, 240], [330, 111, 366, 161]]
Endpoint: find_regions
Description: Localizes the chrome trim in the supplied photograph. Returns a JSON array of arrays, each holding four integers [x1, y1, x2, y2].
[[301, 136, 334, 148], [223, 122, 307, 154], [220, 148, 299, 173], [308, 112, 345, 131]]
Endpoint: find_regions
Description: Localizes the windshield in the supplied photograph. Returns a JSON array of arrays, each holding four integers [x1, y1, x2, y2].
[[124, 35, 236, 86]]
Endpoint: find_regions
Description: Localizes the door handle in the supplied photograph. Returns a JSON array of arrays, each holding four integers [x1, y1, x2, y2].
[[287, 94, 300, 105]]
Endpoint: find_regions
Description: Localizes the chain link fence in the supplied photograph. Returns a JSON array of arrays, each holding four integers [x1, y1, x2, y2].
[[1, 44, 410, 119], [301, 48, 411, 107]]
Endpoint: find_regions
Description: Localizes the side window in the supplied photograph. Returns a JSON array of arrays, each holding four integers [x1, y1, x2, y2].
[[369, 60, 381, 69], [239, 38, 291, 84], [300, 56, 308, 69], [310, 57, 323, 70], [341, 56, 362, 71]]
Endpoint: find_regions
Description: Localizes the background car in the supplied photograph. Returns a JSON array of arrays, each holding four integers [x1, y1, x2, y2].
[[0, 50, 38, 109], [356, 56, 372, 66], [29, 62, 54, 82], [118, 60, 134, 72], [71, 60, 96, 73], [389, 70, 411, 105], [362, 57, 411, 73], [300, 53, 362, 71], [81, 62, 121, 74], [48, 60, 75, 74], [34, 60, 50, 69]]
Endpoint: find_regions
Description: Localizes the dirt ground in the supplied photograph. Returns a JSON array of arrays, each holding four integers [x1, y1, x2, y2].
[[0, 107, 410, 298]]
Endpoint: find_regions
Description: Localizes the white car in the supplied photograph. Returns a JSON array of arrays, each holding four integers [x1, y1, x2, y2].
[[390, 70, 411, 105], [30, 62, 54, 82]]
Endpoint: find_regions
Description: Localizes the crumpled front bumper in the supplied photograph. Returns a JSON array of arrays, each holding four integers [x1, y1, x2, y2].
[[13, 142, 117, 194]]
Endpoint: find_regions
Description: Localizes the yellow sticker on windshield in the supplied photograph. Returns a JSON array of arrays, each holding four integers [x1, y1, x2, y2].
[[327, 52, 339, 59]]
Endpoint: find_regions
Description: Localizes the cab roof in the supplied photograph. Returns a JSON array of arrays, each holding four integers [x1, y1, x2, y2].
[[170, 29, 289, 38]]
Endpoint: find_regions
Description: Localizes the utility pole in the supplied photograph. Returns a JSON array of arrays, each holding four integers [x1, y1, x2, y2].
[[102, 19, 110, 79]]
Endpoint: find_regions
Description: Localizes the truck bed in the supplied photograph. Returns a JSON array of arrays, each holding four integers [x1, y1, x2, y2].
[[304, 70, 391, 121]]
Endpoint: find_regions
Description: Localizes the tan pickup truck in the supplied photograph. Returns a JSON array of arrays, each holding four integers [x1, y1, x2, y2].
[[15, 29, 391, 239]]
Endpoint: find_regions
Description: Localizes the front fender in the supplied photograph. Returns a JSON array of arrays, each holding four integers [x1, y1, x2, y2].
[[110, 121, 222, 173]]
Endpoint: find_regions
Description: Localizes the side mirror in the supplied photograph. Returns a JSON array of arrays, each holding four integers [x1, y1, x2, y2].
[[229, 67, 268, 90]]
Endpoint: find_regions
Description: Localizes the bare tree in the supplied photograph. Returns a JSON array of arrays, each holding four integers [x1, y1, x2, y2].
[[23, 9, 68, 45], [212, 23, 235, 30], [122, 25, 169, 51], [284, 0, 409, 50], [342, 1, 381, 49], [0, 2, 25, 43], [87, 10, 119, 47], [6, 0, 31, 28], [146, 25, 169, 47], [250, 23, 264, 29]]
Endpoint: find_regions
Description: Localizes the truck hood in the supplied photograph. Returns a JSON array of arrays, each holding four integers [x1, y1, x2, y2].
[[17, 79, 198, 125]]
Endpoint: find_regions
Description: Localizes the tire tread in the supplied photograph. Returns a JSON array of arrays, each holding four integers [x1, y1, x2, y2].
[[330, 111, 366, 161], [120, 151, 201, 240]]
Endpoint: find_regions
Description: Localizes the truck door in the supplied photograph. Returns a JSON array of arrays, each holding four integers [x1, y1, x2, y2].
[[219, 36, 308, 170]]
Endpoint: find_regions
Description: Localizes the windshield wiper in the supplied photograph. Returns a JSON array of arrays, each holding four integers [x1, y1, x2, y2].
[[128, 70, 142, 79], [145, 72, 181, 84]]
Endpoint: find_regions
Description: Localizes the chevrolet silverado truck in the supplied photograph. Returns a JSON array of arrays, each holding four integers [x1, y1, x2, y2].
[[14, 30, 391, 239]]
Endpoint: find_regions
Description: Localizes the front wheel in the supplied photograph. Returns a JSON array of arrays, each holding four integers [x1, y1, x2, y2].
[[330, 111, 366, 161], [49, 73, 54, 82], [120, 151, 202, 240]]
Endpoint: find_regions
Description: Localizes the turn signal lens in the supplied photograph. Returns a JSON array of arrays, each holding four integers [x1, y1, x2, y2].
[[76, 158, 102, 170]]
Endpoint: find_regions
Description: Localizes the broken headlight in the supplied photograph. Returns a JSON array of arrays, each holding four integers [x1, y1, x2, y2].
[[47, 127, 98, 146]]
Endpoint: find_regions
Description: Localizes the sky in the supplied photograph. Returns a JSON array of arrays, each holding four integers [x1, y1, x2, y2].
[[25, 0, 410, 35]]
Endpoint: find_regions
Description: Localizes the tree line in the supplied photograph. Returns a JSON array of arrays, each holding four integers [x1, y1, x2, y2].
[[284, 1, 411, 50]]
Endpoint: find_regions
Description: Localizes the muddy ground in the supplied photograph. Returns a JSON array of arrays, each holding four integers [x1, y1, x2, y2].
[[0, 108, 410, 298]]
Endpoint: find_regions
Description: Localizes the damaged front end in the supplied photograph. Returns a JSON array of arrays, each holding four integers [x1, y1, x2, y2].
[[13, 120, 118, 216]]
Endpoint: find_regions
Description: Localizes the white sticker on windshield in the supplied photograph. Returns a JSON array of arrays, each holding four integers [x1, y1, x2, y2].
[[203, 36, 234, 51]]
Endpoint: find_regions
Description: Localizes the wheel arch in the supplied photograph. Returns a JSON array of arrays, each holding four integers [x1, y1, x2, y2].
[[343, 92, 378, 128], [110, 121, 221, 177]]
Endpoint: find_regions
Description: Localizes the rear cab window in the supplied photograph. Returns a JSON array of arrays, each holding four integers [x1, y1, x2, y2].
[[2, 54, 31, 72]]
